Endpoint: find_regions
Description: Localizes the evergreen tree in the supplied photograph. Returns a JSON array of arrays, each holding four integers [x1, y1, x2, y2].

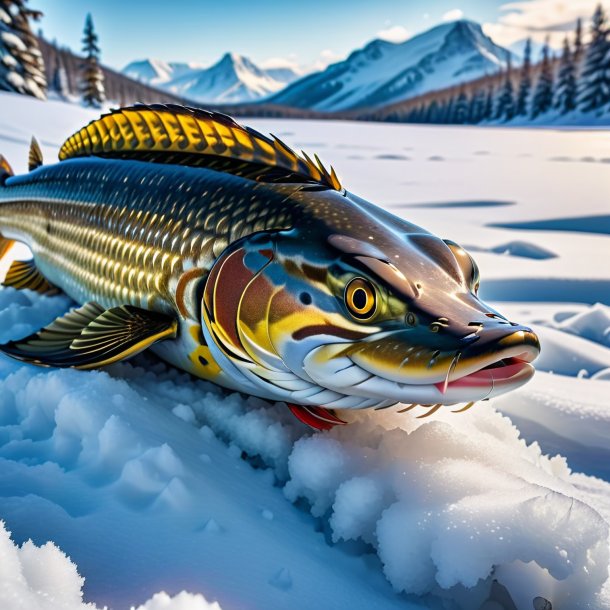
[[0, 0, 46, 98], [424, 100, 439, 123], [555, 37, 577, 114], [468, 88, 486, 123], [80, 13, 104, 107], [578, 4, 609, 112], [51, 50, 69, 98], [531, 40, 554, 118], [443, 96, 456, 124], [496, 59, 515, 120], [454, 90, 469, 124], [516, 38, 532, 116], [482, 86, 494, 121], [574, 17, 583, 61]]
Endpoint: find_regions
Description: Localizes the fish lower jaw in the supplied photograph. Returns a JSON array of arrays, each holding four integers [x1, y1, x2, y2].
[[303, 356, 535, 408]]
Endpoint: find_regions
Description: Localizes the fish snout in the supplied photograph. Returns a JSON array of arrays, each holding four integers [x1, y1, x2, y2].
[[449, 323, 540, 387]]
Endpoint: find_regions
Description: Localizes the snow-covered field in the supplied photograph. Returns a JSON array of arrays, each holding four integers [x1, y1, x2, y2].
[[0, 92, 609, 610]]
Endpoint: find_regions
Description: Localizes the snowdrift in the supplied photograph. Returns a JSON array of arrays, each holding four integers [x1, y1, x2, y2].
[[0, 521, 219, 610]]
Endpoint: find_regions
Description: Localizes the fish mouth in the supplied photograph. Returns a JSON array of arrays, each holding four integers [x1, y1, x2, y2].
[[437, 356, 535, 397], [436, 330, 540, 397], [302, 329, 540, 408]]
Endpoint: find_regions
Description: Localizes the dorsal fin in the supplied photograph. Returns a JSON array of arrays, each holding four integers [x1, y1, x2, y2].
[[0, 155, 14, 179], [58, 104, 342, 191], [28, 136, 43, 171]]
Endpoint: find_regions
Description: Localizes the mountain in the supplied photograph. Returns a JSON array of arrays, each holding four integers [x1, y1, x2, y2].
[[121, 53, 300, 104], [122, 59, 203, 87], [269, 20, 512, 111]]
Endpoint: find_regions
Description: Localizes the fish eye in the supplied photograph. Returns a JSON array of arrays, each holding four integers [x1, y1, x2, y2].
[[344, 278, 377, 320]]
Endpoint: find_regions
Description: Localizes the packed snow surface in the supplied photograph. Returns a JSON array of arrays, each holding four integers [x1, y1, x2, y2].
[[0, 92, 609, 610]]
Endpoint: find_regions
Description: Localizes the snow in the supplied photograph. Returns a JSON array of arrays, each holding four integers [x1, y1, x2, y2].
[[0, 521, 222, 610], [1, 92, 610, 610], [132, 592, 223, 610]]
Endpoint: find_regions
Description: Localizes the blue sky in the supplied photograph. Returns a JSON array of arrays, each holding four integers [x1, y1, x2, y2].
[[33, 0, 603, 71]]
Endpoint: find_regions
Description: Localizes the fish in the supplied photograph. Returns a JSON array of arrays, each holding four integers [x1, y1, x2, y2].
[[0, 104, 540, 430]]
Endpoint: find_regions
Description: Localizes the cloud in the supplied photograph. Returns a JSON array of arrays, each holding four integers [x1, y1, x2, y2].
[[260, 57, 302, 71], [260, 50, 340, 77], [308, 49, 344, 72], [483, 0, 610, 48], [376, 25, 411, 43], [442, 9, 465, 22]]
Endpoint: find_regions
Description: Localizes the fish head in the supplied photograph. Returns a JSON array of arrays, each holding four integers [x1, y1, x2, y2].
[[202, 192, 540, 408]]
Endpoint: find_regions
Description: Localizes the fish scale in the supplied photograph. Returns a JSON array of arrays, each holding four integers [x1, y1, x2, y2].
[[0, 157, 296, 313]]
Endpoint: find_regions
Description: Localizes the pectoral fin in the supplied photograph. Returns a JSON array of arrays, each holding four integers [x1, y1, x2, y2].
[[287, 404, 348, 431], [3, 259, 59, 294], [0, 303, 178, 369]]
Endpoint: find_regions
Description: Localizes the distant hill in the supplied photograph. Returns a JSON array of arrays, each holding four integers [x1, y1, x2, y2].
[[269, 20, 512, 111], [121, 53, 301, 104], [122, 59, 204, 88]]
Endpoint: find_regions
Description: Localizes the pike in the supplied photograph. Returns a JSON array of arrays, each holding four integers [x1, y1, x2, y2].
[[0, 105, 540, 430]]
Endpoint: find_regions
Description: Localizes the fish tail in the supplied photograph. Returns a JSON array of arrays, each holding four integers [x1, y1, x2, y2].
[[0, 155, 15, 260]]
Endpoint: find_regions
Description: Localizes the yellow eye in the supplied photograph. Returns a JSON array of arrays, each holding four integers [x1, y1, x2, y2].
[[345, 278, 377, 320]]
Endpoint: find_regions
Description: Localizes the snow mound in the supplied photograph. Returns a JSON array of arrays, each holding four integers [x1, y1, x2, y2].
[[132, 591, 222, 610], [282, 412, 608, 607], [0, 520, 94, 610], [555, 304, 610, 347], [489, 241, 557, 260], [0, 520, 223, 610]]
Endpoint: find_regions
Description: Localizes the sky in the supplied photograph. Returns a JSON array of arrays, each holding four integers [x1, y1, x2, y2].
[[33, 0, 609, 72]]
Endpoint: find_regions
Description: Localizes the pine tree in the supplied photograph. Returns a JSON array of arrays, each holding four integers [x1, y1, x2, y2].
[[51, 50, 69, 98], [516, 38, 532, 116], [80, 13, 104, 107], [443, 96, 456, 124], [574, 17, 583, 62], [578, 4, 609, 112], [496, 59, 515, 120], [555, 37, 577, 114], [468, 88, 486, 123], [424, 100, 439, 123], [482, 86, 494, 121], [0, 0, 46, 98], [454, 90, 469, 124], [531, 40, 554, 118]]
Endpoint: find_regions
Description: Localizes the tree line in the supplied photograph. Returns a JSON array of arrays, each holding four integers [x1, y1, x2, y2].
[[357, 4, 610, 125], [1, 2, 191, 107]]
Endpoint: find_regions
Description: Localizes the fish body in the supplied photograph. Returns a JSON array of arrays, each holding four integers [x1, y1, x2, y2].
[[0, 105, 540, 425]]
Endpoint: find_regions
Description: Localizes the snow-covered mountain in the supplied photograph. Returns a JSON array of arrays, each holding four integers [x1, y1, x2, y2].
[[270, 20, 512, 111], [121, 53, 300, 104], [122, 58, 203, 87]]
